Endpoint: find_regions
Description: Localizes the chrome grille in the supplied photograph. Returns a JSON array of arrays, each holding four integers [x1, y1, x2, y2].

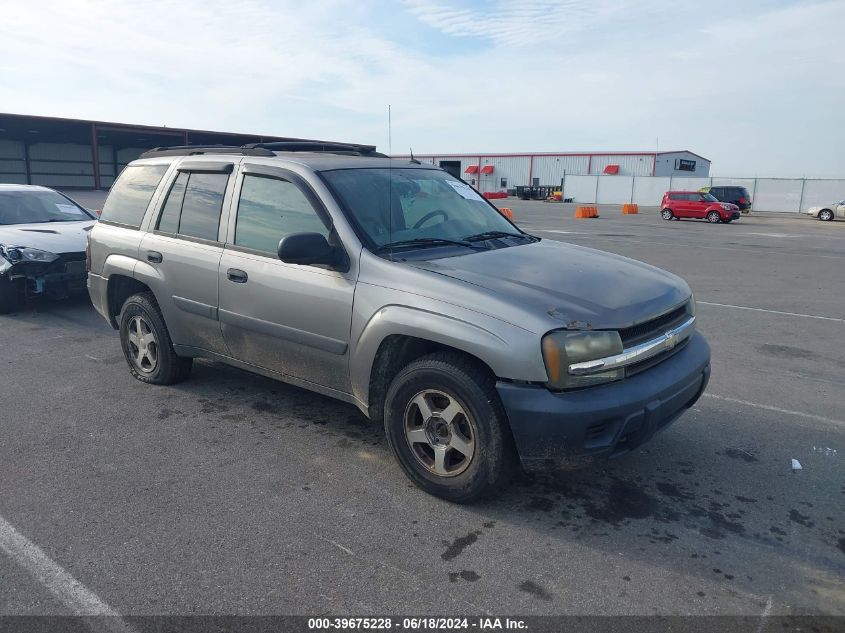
[[619, 302, 690, 347]]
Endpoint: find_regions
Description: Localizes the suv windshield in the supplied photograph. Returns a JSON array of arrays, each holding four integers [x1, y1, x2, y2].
[[322, 168, 524, 253], [0, 190, 93, 225]]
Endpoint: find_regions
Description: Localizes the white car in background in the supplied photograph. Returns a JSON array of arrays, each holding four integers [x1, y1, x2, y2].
[[0, 184, 97, 313], [806, 200, 845, 221]]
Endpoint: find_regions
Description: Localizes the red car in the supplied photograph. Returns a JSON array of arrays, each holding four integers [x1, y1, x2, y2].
[[660, 191, 740, 223]]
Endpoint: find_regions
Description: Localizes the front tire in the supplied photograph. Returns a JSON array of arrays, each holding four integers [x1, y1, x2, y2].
[[119, 292, 192, 385], [706, 211, 722, 223], [383, 352, 512, 503], [819, 209, 834, 221], [661, 208, 674, 221]]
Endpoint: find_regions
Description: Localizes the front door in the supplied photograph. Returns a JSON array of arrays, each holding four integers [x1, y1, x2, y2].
[[691, 193, 710, 219], [217, 165, 356, 394]]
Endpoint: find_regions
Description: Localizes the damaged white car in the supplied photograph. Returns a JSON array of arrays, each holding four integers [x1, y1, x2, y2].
[[0, 185, 97, 313]]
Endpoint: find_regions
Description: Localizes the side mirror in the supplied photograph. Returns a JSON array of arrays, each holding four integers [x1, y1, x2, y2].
[[277, 232, 337, 266]]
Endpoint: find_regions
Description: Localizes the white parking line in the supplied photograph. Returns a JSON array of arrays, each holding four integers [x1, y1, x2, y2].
[[704, 394, 845, 428], [0, 514, 136, 631], [697, 301, 845, 323], [533, 231, 845, 259]]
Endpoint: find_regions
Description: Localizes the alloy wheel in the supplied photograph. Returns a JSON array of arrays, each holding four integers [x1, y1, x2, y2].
[[127, 315, 158, 373], [403, 389, 476, 477]]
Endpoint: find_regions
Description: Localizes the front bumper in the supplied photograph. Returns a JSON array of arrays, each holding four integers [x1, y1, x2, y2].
[[3, 254, 88, 298], [497, 332, 711, 472], [728, 210, 741, 220]]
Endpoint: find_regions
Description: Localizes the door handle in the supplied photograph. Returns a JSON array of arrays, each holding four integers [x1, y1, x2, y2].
[[146, 250, 163, 263], [226, 268, 248, 283]]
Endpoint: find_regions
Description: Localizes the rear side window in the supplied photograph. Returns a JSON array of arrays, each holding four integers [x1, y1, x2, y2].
[[156, 172, 188, 234], [100, 164, 168, 227], [156, 172, 228, 241], [234, 174, 328, 254]]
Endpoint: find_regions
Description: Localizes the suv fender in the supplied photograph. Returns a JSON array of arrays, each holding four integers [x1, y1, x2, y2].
[[350, 304, 545, 409]]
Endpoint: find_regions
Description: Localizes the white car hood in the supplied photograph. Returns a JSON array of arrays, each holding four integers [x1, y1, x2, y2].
[[0, 220, 96, 254]]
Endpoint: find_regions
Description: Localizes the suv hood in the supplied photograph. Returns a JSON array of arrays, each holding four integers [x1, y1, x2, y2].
[[409, 240, 690, 331], [0, 220, 95, 253]]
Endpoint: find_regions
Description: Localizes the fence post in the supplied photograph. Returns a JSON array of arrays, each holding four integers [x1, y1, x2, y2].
[[630, 176, 635, 203], [669, 175, 673, 191], [594, 176, 599, 204], [751, 178, 757, 206], [797, 179, 806, 214]]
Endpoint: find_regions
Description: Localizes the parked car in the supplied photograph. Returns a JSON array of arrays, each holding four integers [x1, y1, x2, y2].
[[0, 184, 97, 313], [699, 185, 753, 213], [806, 201, 845, 222], [87, 143, 711, 502], [661, 191, 740, 223]]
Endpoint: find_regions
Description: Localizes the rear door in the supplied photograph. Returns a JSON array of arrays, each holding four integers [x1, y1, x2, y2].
[[672, 193, 692, 217], [217, 163, 356, 394], [138, 161, 235, 354]]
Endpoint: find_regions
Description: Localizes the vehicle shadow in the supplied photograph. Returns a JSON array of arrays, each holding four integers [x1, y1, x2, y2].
[[166, 358, 843, 614]]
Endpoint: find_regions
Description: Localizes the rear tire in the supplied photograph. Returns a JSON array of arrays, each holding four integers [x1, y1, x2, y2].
[[383, 352, 512, 503], [119, 292, 192, 385], [661, 208, 674, 221], [0, 278, 21, 314], [819, 209, 834, 221], [706, 211, 722, 223]]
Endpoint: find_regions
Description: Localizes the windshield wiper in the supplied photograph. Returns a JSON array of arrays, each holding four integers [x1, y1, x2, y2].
[[462, 230, 532, 242], [376, 237, 485, 253]]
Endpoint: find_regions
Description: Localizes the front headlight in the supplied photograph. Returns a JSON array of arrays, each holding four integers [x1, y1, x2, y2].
[[721, 203, 731, 210], [541, 330, 624, 390], [0, 246, 60, 264]]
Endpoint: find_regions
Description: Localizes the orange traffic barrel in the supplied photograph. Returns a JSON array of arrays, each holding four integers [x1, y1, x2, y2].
[[622, 203, 639, 214], [575, 206, 598, 218], [499, 207, 514, 220]]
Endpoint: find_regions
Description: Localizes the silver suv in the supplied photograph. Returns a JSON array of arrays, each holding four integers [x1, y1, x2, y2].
[[87, 141, 710, 502]]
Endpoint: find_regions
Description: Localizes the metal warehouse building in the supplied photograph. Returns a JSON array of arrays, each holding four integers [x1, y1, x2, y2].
[[394, 150, 711, 194], [0, 113, 303, 190]]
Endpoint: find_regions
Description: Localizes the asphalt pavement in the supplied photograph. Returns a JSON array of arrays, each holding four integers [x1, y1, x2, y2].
[[1, 202, 843, 620]]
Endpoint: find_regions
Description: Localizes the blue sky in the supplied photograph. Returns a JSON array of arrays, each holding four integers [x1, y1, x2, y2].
[[1, 0, 842, 177]]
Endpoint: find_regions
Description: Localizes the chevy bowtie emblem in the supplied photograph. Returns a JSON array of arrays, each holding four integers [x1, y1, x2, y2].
[[665, 329, 679, 350]]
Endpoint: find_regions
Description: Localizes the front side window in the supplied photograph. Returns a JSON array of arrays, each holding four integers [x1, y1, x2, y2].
[[322, 168, 519, 252], [100, 164, 168, 227], [234, 174, 328, 254], [700, 193, 718, 202], [156, 172, 228, 241]]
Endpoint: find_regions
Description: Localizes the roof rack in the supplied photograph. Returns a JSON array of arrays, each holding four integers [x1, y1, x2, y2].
[[139, 145, 274, 159], [139, 140, 386, 159], [242, 141, 386, 157]]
